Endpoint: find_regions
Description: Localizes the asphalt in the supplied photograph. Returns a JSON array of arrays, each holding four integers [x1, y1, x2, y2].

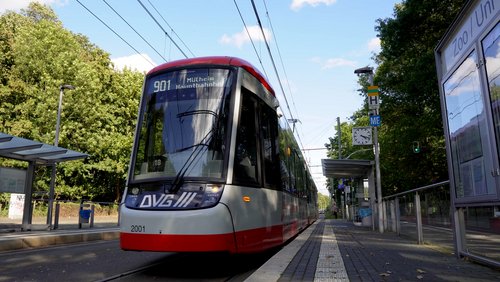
[[1, 219, 500, 281]]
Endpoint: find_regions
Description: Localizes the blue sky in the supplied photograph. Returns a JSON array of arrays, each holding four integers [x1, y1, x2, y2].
[[1, 0, 401, 195]]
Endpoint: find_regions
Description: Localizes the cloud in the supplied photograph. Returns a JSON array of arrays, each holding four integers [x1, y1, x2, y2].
[[219, 25, 272, 48], [312, 57, 356, 69], [367, 37, 381, 53], [290, 0, 338, 11], [111, 53, 156, 73], [0, 0, 65, 14]]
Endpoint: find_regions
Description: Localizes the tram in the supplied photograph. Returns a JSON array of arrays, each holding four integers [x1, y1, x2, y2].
[[120, 56, 318, 253]]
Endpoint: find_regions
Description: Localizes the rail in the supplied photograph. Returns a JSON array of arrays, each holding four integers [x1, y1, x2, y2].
[[380, 180, 500, 268], [381, 180, 450, 244]]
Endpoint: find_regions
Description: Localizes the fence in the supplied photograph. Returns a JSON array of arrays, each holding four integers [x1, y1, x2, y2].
[[381, 181, 500, 268], [0, 198, 119, 231]]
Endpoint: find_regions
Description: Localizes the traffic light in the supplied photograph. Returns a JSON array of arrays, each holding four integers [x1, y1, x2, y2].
[[412, 141, 421, 153]]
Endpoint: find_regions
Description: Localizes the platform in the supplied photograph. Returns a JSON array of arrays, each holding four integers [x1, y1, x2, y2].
[[1, 219, 500, 281]]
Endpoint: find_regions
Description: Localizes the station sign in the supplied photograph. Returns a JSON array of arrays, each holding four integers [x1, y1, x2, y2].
[[367, 85, 379, 96], [367, 86, 379, 110], [370, 115, 381, 127]]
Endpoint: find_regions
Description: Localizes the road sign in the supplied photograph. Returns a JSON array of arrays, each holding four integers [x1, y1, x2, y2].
[[368, 94, 379, 109], [367, 85, 379, 96], [370, 115, 381, 127]]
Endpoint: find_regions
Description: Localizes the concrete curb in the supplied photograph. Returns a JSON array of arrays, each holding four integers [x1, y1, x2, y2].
[[0, 228, 119, 252], [245, 221, 318, 282]]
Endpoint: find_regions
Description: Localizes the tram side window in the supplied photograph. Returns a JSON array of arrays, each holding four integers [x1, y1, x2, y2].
[[233, 93, 259, 186], [294, 151, 305, 197], [261, 104, 280, 189], [278, 118, 291, 193]]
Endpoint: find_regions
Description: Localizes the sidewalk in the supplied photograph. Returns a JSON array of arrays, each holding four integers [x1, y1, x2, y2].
[[1, 217, 500, 281], [248, 219, 500, 281]]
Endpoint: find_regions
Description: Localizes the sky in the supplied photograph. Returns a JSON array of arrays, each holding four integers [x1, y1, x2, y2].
[[0, 0, 401, 196]]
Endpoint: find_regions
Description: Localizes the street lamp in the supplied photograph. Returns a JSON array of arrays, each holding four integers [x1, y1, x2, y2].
[[54, 85, 75, 146], [354, 67, 384, 233], [47, 84, 75, 227]]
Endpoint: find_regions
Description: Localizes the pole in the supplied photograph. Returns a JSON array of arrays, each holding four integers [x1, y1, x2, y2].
[[368, 73, 384, 234], [47, 85, 74, 228], [354, 67, 382, 232], [337, 117, 342, 159]]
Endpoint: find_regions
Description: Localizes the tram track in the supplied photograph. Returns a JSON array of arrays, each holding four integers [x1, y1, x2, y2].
[[95, 261, 165, 282], [94, 250, 278, 282]]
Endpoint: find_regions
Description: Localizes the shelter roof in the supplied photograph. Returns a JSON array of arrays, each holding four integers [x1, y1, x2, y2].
[[322, 159, 373, 178], [0, 132, 88, 165]]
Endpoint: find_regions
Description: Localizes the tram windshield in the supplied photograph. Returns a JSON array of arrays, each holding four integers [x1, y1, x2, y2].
[[132, 68, 233, 181]]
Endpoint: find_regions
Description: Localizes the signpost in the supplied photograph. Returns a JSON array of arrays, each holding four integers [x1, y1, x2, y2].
[[368, 86, 380, 110], [370, 115, 381, 127]]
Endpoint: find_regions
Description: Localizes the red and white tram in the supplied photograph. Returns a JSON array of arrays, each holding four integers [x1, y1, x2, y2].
[[120, 56, 317, 253]]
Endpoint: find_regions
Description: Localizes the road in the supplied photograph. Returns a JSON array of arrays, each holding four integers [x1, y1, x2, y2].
[[0, 240, 278, 281]]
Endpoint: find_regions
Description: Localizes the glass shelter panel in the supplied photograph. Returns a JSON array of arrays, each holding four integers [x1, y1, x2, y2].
[[444, 50, 495, 199], [484, 22, 500, 171]]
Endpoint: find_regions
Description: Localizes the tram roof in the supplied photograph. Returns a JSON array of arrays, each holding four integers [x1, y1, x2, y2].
[[147, 56, 275, 96], [0, 132, 88, 165]]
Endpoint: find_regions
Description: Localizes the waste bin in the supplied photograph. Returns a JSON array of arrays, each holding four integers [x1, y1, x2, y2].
[[358, 208, 372, 227], [79, 209, 92, 223]]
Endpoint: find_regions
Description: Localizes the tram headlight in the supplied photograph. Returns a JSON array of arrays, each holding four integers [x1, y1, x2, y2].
[[200, 184, 224, 207]]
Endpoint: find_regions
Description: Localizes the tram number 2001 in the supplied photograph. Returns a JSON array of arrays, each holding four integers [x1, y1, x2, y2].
[[131, 225, 146, 233]]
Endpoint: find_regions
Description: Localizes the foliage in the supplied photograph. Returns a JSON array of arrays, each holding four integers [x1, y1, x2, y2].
[[371, 0, 466, 195], [324, 0, 466, 196], [0, 3, 144, 202], [317, 193, 330, 211]]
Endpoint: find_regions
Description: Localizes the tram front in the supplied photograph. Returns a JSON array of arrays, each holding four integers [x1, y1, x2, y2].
[[120, 66, 238, 252]]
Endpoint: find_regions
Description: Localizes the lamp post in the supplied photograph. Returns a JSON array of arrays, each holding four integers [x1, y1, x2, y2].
[[47, 84, 75, 227], [354, 67, 383, 233]]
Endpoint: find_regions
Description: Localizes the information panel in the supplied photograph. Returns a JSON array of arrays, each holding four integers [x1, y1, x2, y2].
[[0, 167, 26, 194]]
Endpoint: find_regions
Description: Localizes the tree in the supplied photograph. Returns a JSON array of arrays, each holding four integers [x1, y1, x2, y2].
[[0, 3, 144, 202], [325, 0, 467, 196], [371, 0, 466, 194], [317, 193, 330, 211]]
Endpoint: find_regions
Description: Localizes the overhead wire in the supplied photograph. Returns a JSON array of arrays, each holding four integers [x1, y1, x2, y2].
[[136, 0, 189, 58], [249, 0, 293, 121], [249, 0, 307, 154], [232, 0, 269, 80], [261, 0, 308, 158], [102, 0, 168, 63], [262, 0, 300, 121], [146, 0, 195, 58], [75, 0, 156, 67]]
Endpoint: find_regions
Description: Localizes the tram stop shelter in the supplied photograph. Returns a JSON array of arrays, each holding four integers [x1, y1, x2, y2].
[[0, 132, 88, 230], [321, 159, 376, 226]]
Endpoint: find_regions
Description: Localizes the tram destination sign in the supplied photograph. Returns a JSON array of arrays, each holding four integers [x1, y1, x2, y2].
[[151, 70, 227, 93]]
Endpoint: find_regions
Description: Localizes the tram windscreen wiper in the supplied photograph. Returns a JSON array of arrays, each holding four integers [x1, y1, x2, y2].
[[166, 132, 214, 194], [176, 109, 218, 118], [175, 143, 209, 153]]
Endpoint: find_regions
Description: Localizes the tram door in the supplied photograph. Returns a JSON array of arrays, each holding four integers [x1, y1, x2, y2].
[[232, 90, 281, 249]]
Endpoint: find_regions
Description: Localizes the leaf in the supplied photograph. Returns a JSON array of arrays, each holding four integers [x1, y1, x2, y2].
[[416, 269, 426, 274]]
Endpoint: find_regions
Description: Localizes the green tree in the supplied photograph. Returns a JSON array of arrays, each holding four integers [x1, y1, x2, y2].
[[0, 3, 144, 202], [371, 0, 466, 194], [325, 0, 466, 196], [317, 193, 330, 211]]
